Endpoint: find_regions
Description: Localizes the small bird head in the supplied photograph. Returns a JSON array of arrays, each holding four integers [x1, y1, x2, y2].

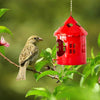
[[27, 35, 43, 45]]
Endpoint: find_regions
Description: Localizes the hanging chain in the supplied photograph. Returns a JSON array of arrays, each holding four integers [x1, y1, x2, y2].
[[70, 0, 72, 16]]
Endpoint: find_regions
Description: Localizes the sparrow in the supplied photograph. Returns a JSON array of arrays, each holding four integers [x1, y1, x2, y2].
[[16, 35, 43, 80]]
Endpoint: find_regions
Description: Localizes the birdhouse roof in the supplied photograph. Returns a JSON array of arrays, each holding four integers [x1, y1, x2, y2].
[[54, 16, 88, 37]]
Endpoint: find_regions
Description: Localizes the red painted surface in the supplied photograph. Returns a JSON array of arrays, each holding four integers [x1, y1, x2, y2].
[[54, 16, 88, 65]]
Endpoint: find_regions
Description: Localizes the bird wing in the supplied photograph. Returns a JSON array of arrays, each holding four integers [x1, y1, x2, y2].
[[19, 44, 38, 66]]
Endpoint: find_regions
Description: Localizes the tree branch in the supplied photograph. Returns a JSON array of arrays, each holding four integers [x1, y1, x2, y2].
[[0, 52, 60, 82], [45, 66, 60, 82], [0, 52, 19, 67]]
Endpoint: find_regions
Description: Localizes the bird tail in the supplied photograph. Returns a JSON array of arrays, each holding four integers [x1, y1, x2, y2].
[[16, 61, 29, 80]]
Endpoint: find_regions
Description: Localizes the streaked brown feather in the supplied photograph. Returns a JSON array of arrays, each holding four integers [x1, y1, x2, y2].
[[19, 43, 38, 66]]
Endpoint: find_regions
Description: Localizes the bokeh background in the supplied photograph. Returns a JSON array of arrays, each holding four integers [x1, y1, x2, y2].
[[0, 0, 100, 100]]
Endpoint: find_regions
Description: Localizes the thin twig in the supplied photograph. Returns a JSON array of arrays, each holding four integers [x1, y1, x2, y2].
[[47, 75, 59, 81], [28, 68, 59, 82], [0, 52, 60, 82], [27, 68, 41, 74], [45, 65, 60, 82], [0, 52, 19, 67]]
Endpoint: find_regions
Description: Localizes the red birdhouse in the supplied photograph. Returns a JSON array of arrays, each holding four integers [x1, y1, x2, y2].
[[54, 16, 88, 65]]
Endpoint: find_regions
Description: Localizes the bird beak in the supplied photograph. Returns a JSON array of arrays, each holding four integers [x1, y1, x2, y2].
[[38, 37, 43, 41]]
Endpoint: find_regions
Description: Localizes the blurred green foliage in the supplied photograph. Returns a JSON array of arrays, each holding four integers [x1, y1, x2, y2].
[[25, 43, 100, 100], [0, 0, 100, 100]]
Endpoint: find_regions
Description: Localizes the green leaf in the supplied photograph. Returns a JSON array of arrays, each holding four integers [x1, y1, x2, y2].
[[94, 64, 100, 75], [90, 56, 100, 75], [83, 56, 100, 78], [35, 60, 49, 71], [34, 88, 46, 91], [87, 57, 92, 63], [64, 65, 72, 70], [65, 70, 82, 76], [73, 65, 83, 70], [0, 26, 12, 35], [80, 77, 84, 87], [34, 73, 39, 79], [35, 57, 44, 63], [98, 33, 100, 48], [53, 85, 66, 96], [94, 55, 100, 64], [36, 70, 59, 81], [64, 68, 83, 80], [46, 48, 52, 54], [0, 46, 5, 55], [52, 45, 56, 58], [91, 48, 95, 58], [25, 89, 49, 98], [40, 50, 52, 62], [83, 64, 91, 80], [66, 73, 74, 80], [0, 8, 9, 17], [65, 70, 77, 75]]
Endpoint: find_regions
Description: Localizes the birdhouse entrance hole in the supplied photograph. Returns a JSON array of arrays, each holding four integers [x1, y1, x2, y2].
[[57, 39, 66, 57], [67, 23, 73, 27]]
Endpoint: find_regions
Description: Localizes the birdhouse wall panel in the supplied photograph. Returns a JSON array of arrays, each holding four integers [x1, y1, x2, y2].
[[56, 36, 86, 65], [56, 53, 86, 65], [81, 36, 86, 54]]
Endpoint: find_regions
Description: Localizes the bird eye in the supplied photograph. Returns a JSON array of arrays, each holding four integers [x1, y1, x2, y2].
[[34, 37, 37, 40]]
